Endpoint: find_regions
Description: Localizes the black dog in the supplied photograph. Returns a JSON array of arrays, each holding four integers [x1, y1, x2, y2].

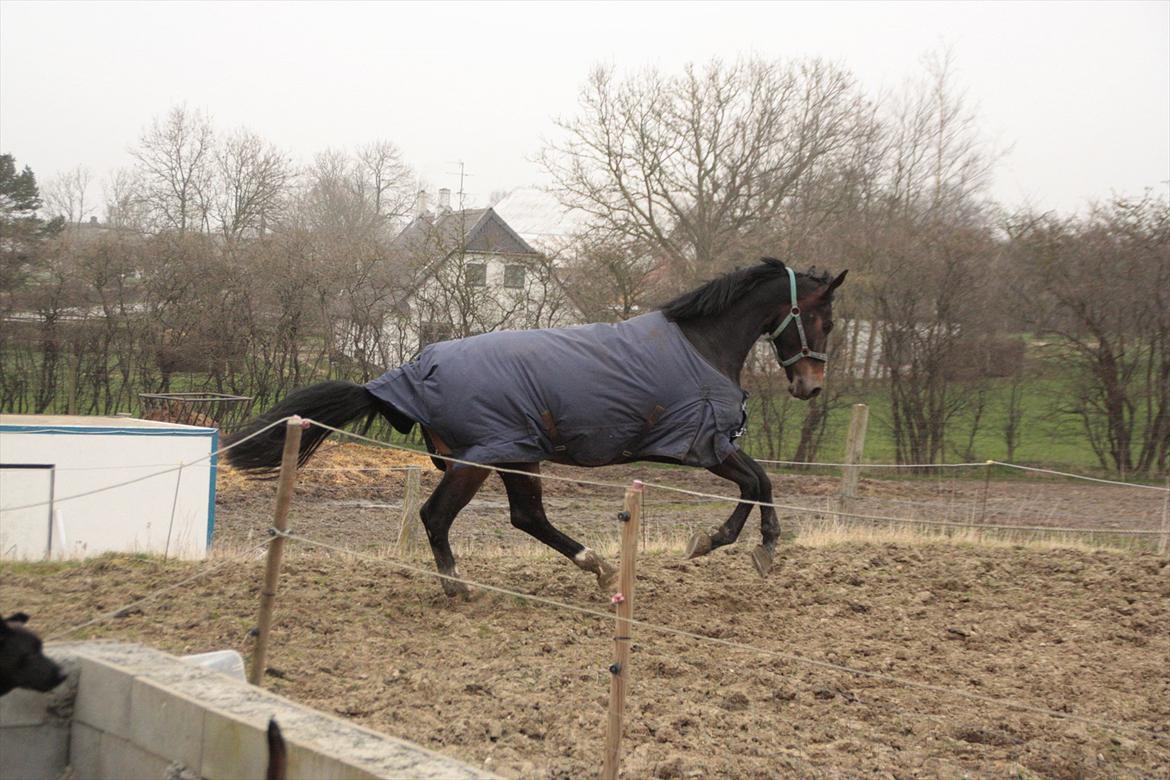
[[0, 613, 66, 696]]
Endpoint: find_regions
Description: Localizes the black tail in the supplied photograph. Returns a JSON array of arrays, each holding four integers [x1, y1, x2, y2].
[[265, 717, 287, 780], [223, 380, 414, 473]]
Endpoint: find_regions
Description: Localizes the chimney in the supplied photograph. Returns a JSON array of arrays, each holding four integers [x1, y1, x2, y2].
[[416, 189, 430, 218], [438, 188, 452, 213]]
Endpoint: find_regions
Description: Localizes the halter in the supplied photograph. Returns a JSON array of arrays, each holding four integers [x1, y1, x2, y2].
[[765, 267, 828, 367]]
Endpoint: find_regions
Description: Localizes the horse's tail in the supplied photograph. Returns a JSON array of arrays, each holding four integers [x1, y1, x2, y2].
[[265, 717, 287, 780], [223, 380, 414, 473]]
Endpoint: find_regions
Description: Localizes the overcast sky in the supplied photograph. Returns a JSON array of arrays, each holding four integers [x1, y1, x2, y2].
[[2, 1, 1167, 216]]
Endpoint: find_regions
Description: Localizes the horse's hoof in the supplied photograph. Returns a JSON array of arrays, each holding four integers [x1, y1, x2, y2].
[[684, 531, 713, 559], [750, 546, 774, 577], [597, 564, 619, 592], [441, 577, 471, 599]]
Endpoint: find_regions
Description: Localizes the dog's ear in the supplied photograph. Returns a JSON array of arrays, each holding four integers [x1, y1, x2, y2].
[[4, 613, 31, 625]]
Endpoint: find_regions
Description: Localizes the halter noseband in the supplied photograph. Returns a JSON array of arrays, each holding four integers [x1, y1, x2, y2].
[[765, 267, 828, 368]]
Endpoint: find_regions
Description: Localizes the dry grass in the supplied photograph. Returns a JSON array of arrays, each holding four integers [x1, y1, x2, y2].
[[268, 517, 1136, 567], [216, 442, 435, 496]]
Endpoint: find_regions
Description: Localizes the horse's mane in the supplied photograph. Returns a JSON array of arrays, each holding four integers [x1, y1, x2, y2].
[[660, 258, 834, 321]]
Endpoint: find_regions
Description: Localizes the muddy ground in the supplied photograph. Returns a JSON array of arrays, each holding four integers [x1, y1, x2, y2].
[[211, 444, 1168, 556], [4, 447, 1169, 778]]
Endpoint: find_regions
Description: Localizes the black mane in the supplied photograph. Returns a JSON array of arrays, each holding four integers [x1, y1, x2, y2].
[[660, 258, 833, 321]]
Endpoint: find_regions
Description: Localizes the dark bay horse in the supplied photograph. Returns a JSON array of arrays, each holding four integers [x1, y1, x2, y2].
[[225, 257, 846, 596]]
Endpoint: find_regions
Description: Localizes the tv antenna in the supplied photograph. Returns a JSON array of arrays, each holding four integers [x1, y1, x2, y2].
[[446, 160, 473, 210]]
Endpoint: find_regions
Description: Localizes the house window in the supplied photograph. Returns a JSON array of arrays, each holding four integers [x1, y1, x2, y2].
[[465, 263, 487, 287], [503, 264, 526, 289], [419, 322, 454, 350]]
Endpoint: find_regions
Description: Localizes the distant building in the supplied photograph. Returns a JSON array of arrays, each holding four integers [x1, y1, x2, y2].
[[371, 189, 583, 361], [491, 187, 590, 254]]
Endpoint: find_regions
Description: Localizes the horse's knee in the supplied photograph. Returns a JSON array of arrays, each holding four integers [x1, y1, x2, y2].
[[419, 502, 442, 542], [740, 473, 762, 502], [509, 509, 537, 532]]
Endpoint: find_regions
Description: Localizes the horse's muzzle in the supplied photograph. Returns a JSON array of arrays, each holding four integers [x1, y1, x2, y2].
[[788, 379, 822, 400]]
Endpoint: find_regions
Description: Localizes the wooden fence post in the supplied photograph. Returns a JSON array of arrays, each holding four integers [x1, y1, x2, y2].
[[601, 480, 643, 780], [1158, 477, 1169, 556], [396, 466, 422, 556], [979, 460, 993, 526], [836, 404, 869, 521], [248, 416, 304, 686]]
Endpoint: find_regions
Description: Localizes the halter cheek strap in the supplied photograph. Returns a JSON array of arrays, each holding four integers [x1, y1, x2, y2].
[[765, 267, 829, 367]]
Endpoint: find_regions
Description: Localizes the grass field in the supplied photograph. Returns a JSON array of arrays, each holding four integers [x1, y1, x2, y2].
[[4, 341, 1164, 481], [741, 368, 1161, 480]]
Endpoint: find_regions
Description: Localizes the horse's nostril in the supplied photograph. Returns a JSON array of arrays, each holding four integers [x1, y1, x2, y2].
[[808, 387, 821, 398]]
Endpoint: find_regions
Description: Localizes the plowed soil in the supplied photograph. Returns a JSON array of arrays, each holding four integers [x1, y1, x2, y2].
[[4, 445, 1169, 778]]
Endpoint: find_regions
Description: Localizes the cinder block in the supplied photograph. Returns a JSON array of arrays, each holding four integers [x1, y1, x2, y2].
[[0, 655, 78, 727], [129, 678, 204, 773], [200, 706, 269, 780], [99, 732, 171, 780], [282, 739, 391, 780], [284, 741, 349, 780], [0, 723, 70, 780], [69, 722, 102, 780], [73, 655, 134, 739], [0, 689, 51, 728]]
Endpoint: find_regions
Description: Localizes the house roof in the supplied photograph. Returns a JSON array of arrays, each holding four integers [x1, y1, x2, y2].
[[491, 187, 590, 252], [386, 206, 548, 315], [389, 207, 539, 260]]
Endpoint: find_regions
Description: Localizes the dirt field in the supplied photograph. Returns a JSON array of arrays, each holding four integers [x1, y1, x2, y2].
[[4, 445, 1169, 778]]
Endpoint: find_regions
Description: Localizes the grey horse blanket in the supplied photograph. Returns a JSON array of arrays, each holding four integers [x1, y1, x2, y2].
[[366, 311, 747, 468]]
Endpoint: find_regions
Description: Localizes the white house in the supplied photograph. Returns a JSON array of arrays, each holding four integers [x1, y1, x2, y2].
[[372, 190, 583, 361]]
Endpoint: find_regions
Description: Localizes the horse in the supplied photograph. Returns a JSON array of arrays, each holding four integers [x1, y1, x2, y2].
[[225, 257, 846, 597]]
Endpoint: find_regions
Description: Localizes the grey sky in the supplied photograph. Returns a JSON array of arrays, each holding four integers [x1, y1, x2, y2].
[[2, 1, 1167, 215]]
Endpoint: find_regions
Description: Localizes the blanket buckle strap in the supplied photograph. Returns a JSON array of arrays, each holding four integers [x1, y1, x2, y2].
[[540, 410, 567, 452]]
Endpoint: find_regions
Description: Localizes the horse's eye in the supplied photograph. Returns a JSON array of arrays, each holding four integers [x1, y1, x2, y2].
[[823, 322, 834, 334]]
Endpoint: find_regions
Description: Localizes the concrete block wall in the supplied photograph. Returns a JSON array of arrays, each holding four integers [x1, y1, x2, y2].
[[0, 642, 500, 780], [0, 652, 79, 780]]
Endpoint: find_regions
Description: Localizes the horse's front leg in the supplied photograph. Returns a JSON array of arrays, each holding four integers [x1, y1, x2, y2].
[[685, 451, 779, 577]]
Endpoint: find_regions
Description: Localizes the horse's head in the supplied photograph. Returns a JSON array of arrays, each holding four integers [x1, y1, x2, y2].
[[763, 263, 848, 400]]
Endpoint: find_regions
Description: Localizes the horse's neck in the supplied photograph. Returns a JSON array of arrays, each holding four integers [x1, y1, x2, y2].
[[676, 299, 775, 385]]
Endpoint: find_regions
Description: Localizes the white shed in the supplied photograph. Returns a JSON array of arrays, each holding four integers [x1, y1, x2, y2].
[[0, 415, 218, 561]]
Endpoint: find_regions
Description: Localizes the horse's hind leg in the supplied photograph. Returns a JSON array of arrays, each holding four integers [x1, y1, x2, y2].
[[498, 463, 619, 591], [419, 464, 490, 597]]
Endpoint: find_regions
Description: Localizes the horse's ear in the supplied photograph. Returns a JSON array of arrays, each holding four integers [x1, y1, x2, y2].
[[826, 270, 848, 294], [4, 612, 29, 625]]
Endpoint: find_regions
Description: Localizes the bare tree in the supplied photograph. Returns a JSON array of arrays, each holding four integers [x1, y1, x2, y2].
[[1011, 194, 1169, 476], [355, 140, 416, 224], [131, 105, 215, 233], [864, 51, 999, 466], [43, 166, 94, 225], [542, 57, 871, 278], [559, 236, 659, 321], [294, 144, 416, 238], [214, 129, 293, 241], [103, 168, 149, 231]]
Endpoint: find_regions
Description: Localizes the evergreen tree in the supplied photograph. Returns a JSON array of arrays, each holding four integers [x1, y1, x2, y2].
[[0, 153, 64, 293]]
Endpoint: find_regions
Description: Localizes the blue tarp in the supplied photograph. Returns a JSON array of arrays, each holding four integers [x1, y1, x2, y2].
[[366, 311, 747, 468]]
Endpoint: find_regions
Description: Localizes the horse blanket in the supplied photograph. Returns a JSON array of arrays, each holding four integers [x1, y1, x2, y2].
[[366, 311, 748, 468]]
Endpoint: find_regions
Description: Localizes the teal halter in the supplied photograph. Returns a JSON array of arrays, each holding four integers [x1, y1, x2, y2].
[[765, 267, 828, 368]]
